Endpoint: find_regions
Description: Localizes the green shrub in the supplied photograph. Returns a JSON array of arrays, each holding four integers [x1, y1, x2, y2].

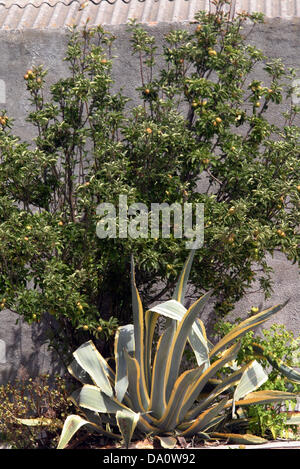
[[0, 1, 299, 362]]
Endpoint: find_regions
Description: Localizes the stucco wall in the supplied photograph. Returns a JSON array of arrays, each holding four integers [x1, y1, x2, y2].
[[0, 19, 299, 383]]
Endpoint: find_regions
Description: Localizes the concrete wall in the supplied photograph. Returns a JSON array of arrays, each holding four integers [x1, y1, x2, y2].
[[0, 19, 299, 383]]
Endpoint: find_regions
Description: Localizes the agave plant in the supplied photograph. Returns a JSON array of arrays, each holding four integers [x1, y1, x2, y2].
[[57, 250, 300, 449]]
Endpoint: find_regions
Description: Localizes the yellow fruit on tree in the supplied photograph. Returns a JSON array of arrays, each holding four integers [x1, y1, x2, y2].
[[277, 229, 286, 238], [208, 49, 217, 57]]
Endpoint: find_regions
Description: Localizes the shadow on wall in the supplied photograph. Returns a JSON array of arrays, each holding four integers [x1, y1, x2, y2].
[[0, 310, 65, 385]]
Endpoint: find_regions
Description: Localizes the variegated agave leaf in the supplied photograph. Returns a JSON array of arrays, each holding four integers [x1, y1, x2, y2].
[[57, 251, 299, 449]]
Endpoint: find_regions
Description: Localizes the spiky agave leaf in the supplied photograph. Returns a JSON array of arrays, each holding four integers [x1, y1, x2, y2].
[[149, 299, 210, 369], [116, 409, 140, 449], [114, 324, 135, 403], [252, 342, 300, 384], [209, 301, 289, 358], [57, 414, 121, 449]]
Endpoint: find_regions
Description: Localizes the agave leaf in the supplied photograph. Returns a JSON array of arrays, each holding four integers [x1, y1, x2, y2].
[[152, 365, 206, 431], [209, 301, 289, 358], [114, 324, 135, 403], [232, 360, 268, 417], [150, 299, 210, 369], [149, 325, 176, 419], [124, 350, 150, 413], [180, 398, 228, 437], [15, 417, 62, 428], [131, 256, 148, 401], [57, 414, 121, 449], [285, 413, 300, 425], [172, 249, 196, 304], [252, 343, 300, 384], [57, 415, 91, 450], [81, 408, 102, 427], [177, 342, 241, 424], [201, 415, 226, 433], [155, 436, 177, 449], [136, 415, 158, 434], [151, 298, 187, 321], [227, 390, 299, 408], [210, 432, 267, 445], [188, 319, 210, 369], [116, 409, 140, 449], [144, 309, 159, 392], [164, 290, 213, 401], [68, 359, 94, 385], [71, 384, 129, 414], [186, 361, 255, 420], [73, 341, 113, 397]]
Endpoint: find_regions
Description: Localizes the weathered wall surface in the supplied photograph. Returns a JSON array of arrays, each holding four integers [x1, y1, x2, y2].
[[0, 17, 299, 383]]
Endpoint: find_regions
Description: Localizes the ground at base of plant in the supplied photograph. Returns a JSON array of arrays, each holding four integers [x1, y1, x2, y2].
[[60, 433, 300, 450]]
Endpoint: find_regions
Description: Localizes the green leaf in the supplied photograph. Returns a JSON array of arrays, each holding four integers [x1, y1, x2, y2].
[[71, 384, 128, 414], [229, 390, 299, 407], [152, 365, 205, 431], [232, 360, 268, 416], [252, 343, 300, 384], [15, 417, 62, 428], [67, 359, 94, 385], [149, 325, 176, 419], [124, 350, 150, 413], [181, 398, 228, 437], [172, 249, 196, 304], [57, 415, 91, 450], [177, 342, 241, 423], [164, 290, 213, 401], [57, 414, 121, 450], [144, 309, 159, 392], [186, 362, 255, 420], [116, 409, 140, 448], [114, 324, 135, 402], [209, 301, 289, 358], [73, 341, 113, 397], [155, 436, 177, 449], [150, 299, 210, 368], [210, 432, 267, 445], [131, 256, 148, 401], [285, 413, 300, 425]]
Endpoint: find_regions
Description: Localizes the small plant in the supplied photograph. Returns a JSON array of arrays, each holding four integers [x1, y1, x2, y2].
[[214, 321, 300, 439], [56, 251, 300, 448], [0, 374, 73, 449]]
